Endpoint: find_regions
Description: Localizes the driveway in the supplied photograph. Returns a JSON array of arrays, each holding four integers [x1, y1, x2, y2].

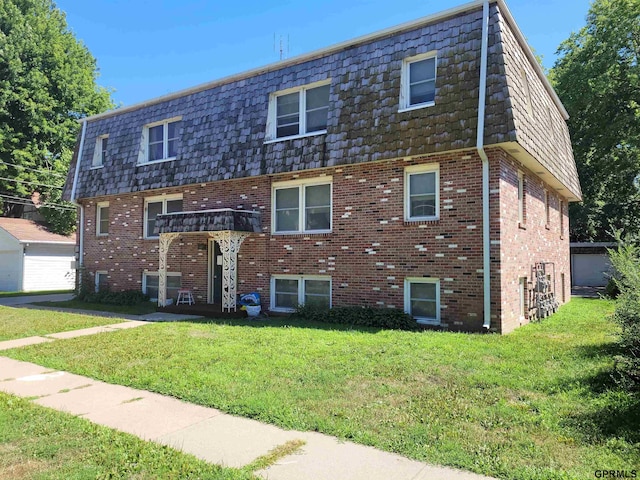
[[0, 293, 75, 306]]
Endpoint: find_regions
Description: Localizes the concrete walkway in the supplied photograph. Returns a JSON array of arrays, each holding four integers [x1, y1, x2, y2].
[[0, 293, 75, 306], [0, 314, 495, 479]]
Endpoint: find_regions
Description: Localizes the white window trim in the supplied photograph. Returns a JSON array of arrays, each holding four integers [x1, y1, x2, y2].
[[142, 271, 182, 302], [265, 79, 331, 142], [137, 116, 182, 165], [399, 51, 437, 112], [92, 134, 108, 168], [518, 171, 525, 226], [519, 277, 527, 320], [95, 271, 108, 293], [271, 177, 333, 234], [143, 194, 183, 239], [270, 274, 332, 313], [404, 277, 440, 325], [96, 201, 109, 236], [544, 190, 550, 228], [404, 163, 439, 221]]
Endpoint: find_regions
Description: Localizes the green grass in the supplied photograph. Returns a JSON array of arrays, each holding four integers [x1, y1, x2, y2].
[[0, 290, 72, 298], [0, 306, 121, 342], [0, 392, 254, 479], [33, 299, 158, 316], [5, 298, 639, 479]]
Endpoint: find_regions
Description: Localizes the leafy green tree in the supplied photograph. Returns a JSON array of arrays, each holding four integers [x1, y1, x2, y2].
[[0, 0, 112, 233], [551, 0, 640, 241]]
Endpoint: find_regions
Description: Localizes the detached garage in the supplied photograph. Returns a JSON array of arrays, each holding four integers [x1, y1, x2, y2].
[[570, 242, 615, 287], [0, 218, 76, 292]]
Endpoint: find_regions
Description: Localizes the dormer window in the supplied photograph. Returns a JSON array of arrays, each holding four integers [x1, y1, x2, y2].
[[138, 117, 181, 164], [266, 81, 330, 141], [400, 52, 437, 111], [92, 135, 108, 168]]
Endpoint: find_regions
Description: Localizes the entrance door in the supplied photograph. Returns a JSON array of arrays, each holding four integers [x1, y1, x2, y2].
[[208, 240, 223, 304]]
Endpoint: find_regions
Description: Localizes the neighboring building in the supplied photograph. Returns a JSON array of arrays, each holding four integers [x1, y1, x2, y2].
[[63, 0, 581, 333], [0, 218, 76, 292], [570, 243, 615, 287]]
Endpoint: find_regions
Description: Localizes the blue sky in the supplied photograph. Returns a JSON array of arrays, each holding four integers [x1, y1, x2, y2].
[[56, 0, 591, 107]]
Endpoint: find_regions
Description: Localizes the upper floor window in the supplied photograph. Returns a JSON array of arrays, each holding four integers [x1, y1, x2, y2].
[[544, 190, 550, 228], [518, 171, 526, 226], [139, 117, 181, 164], [400, 52, 437, 111], [272, 178, 332, 234], [405, 164, 439, 221], [267, 81, 330, 140], [96, 202, 109, 236], [92, 135, 108, 167], [144, 194, 183, 238]]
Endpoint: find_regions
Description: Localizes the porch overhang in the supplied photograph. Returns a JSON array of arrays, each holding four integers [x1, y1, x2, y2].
[[154, 208, 261, 235], [155, 209, 261, 312]]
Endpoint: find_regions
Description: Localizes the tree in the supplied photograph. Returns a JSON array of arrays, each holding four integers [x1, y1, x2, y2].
[[551, 0, 640, 241], [0, 0, 112, 233]]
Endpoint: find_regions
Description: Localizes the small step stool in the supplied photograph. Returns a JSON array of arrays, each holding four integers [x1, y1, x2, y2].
[[176, 289, 195, 305]]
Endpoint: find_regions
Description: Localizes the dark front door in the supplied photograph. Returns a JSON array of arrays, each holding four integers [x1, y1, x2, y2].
[[209, 240, 223, 304]]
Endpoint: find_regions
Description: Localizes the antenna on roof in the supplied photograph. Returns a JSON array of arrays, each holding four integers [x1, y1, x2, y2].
[[273, 33, 290, 61]]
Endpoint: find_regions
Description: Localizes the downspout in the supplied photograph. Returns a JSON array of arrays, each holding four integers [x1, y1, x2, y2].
[[70, 120, 88, 288], [477, 0, 491, 330]]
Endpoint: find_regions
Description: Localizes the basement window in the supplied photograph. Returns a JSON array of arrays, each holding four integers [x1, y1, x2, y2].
[[404, 277, 440, 325], [271, 275, 331, 312]]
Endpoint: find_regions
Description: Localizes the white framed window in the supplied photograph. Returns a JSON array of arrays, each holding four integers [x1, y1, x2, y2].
[[271, 275, 331, 312], [405, 164, 439, 221], [144, 194, 183, 239], [519, 277, 527, 320], [400, 52, 437, 111], [559, 200, 564, 238], [404, 277, 440, 325], [544, 190, 550, 227], [95, 271, 109, 293], [266, 80, 330, 141], [96, 202, 109, 236], [272, 178, 332, 234], [518, 171, 525, 226], [142, 272, 182, 302], [138, 117, 182, 164], [92, 135, 108, 167]]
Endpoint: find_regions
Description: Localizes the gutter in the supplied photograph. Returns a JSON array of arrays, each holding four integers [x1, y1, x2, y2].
[[477, 0, 491, 330], [70, 120, 88, 285]]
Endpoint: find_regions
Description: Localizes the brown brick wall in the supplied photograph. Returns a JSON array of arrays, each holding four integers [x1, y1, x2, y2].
[[81, 146, 570, 333], [489, 148, 571, 333]]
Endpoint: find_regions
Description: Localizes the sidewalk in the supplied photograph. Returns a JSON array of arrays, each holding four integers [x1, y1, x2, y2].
[[0, 355, 494, 480]]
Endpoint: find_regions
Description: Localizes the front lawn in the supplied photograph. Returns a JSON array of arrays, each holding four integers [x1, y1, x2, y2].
[[0, 306, 121, 341], [5, 298, 639, 479], [0, 392, 253, 479]]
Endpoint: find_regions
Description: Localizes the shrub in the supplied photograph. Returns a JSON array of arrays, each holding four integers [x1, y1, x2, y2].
[[608, 235, 640, 390], [295, 304, 419, 331], [76, 283, 149, 306]]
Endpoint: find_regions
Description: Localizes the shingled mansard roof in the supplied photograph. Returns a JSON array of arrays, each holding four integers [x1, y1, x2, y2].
[[63, 0, 581, 203]]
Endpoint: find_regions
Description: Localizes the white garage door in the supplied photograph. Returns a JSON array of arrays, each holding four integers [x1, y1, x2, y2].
[[571, 253, 612, 287], [23, 253, 76, 291], [0, 251, 21, 291]]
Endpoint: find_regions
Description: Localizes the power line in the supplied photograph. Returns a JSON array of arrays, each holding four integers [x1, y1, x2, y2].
[[0, 160, 67, 179], [0, 176, 63, 190]]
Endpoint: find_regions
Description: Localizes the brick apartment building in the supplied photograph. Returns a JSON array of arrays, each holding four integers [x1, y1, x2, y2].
[[63, 0, 581, 333]]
